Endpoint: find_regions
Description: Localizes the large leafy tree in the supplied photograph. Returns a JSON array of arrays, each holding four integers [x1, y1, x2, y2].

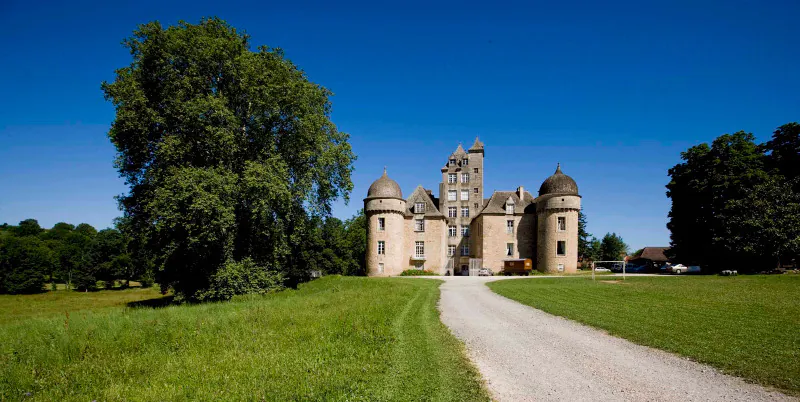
[[102, 18, 354, 300], [666, 131, 767, 269], [599, 233, 628, 262]]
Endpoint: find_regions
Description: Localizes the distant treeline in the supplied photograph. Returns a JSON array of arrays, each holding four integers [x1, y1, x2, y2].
[[0, 211, 367, 295]]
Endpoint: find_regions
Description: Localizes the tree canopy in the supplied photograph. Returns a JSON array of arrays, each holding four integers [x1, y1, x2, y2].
[[102, 18, 355, 300], [667, 123, 800, 271]]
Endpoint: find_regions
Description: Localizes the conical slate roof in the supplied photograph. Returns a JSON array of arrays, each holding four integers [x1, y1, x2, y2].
[[468, 136, 484, 151], [538, 164, 579, 196], [367, 168, 403, 199]]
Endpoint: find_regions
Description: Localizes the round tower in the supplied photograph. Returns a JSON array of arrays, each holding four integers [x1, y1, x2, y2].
[[536, 164, 581, 273], [364, 168, 406, 276]]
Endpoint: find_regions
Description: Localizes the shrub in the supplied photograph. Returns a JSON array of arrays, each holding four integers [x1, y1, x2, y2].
[[399, 269, 439, 276], [194, 258, 285, 301]]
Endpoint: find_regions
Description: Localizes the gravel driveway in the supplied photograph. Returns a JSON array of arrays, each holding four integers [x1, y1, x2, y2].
[[436, 276, 794, 401]]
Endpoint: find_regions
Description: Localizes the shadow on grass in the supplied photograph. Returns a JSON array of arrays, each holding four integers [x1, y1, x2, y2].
[[127, 295, 177, 309]]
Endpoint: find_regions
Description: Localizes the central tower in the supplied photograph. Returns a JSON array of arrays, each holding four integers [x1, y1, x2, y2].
[[438, 137, 484, 273]]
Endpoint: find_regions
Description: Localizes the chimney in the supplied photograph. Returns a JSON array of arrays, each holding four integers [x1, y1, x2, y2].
[[517, 186, 525, 200]]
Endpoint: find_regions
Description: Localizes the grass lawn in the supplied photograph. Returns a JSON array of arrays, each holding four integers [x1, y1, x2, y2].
[[488, 275, 800, 395], [0, 287, 165, 325], [1, 276, 488, 401]]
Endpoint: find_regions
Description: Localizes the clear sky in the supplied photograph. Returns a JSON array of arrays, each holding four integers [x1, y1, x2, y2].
[[1, 0, 798, 251]]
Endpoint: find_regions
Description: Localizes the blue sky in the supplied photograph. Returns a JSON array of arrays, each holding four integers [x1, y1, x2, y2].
[[1, 0, 798, 250]]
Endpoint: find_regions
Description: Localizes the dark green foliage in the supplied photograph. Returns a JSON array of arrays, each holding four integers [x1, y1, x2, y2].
[[667, 124, 800, 271], [599, 232, 628, 261], [577, 211, 590, 259], [399, 269, 439, 276], [102, 18, 354, 300], [0, 219, 138, 294], [11, 219, 43, 237], [195, 258, 284, 301], [0, 236, 53, 294], [763, 122, 800, 190]]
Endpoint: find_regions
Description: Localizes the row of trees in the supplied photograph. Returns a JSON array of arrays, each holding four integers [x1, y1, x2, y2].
[[666, 123, 800, 272], [0, 219, 133, 294], [0, 211, 368, 295], [577, 212, 630, 263]]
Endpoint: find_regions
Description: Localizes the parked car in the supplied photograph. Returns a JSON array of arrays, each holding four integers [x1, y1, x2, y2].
[[478, 268, 493, 276], [687, 265, 702, 274], [666, 263, 688, 274], [594, 267, 611, 273], [625, 264, 647, 273]]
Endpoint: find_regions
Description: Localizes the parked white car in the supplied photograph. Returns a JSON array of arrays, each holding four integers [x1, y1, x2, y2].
[[594, 267, 611, 273], [478, 268, 493, 276], [666, 263, 688, 274]]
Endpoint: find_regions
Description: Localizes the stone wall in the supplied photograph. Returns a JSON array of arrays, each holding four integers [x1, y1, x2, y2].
[[403, 216, 447, 274], [476, 213, 536, 273]]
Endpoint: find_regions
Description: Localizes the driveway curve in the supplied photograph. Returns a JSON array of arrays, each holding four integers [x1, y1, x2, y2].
[[435, 276, 793, 402]]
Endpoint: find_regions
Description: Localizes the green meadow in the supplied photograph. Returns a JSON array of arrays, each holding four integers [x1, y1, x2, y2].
[[1, 277, 488, 401], [488, 275, 800, 395]]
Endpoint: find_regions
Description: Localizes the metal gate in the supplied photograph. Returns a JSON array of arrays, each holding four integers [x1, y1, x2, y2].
[[469, 258, 483, 276]]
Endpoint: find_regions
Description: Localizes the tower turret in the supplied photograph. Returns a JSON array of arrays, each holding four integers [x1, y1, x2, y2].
[[536, 164, 581, 273], [365, 168, 406, 276]]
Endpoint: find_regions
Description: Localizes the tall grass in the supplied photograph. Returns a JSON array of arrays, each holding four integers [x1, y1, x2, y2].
[[488, 275, 800, 395], [1, 276, 488, 401]]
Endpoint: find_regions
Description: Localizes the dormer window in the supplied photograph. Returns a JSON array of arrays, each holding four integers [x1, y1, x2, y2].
[[449, 158, 456, 166], [462, 158, 469, 166], [506, 200, 515, 214], [414, 202, 425, 214]]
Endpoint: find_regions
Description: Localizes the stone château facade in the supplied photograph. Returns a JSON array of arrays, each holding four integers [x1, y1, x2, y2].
[[365, 138, 581, 276]]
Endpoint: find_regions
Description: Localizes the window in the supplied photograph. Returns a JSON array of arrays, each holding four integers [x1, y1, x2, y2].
[[448, 225, 457, 237], [414, 261, 424, 270], [377, 241, 385, 255], [461, 189, 469, 200], [414, 202, 425, 214], [415, 219, 425, 232], [448, 207, 457, 218], [378, 217, 385, 231], [462, 158, 469, 166], [448, 173, 457, 183], [449, 158, 456, 166], [557, 263, 565, 272], [461, 225, 469, 236], [473, 187, 479, 194], [506, 202, 515, 215], [448, 245, 456, 256], [415, 241, 424, 258], [461, 244, 469, 256], [378, 263, 384, 274], [461, 207, 469, 217], [558, 216, 566, 231], [448, 190, 457, 201], [557, 240, 566, 256], [473, 168, 479, 174], [506, 220, 514, 234], [506, 243, 514, 256], [461, 173, 470, 183], [474, 202, 478, 210]]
